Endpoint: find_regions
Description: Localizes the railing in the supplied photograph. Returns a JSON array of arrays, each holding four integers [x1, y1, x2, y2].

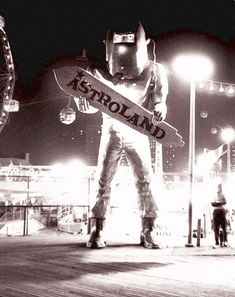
[[0, 204, 90, 236]]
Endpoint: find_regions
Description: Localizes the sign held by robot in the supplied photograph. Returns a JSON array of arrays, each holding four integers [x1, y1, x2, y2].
[[54, 66, 184, 147]]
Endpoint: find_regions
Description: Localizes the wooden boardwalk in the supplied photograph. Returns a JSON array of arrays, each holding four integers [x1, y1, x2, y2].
[[0, 231, 235, 297]]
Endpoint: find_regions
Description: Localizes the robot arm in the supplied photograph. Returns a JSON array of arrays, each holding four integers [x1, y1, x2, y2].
[[151, 63, 168, 125], [152, 102, 167, 125]]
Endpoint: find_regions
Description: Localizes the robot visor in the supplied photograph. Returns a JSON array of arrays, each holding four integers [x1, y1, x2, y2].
[[113, 32, 135, 44]]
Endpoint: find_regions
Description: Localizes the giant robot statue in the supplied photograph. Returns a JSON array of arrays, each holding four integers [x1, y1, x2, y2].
[[74, 22, 168, 249]]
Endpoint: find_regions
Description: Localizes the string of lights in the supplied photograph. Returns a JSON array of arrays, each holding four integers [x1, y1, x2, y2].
[[198, 79, 235, 96], [168, 64, 235, 97]]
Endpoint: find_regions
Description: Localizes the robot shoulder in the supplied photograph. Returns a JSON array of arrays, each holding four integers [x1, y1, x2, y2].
[[149, 61, 167, 77]]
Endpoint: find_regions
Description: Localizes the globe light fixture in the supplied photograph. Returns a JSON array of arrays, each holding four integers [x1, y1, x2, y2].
[[221, 128, 235, 144], [59, 106, 76, 125], [219, 83, 225, 93], [208, 81, 215, 92], [227, 85, 235, 96], [200, 110, 208, 118], [210, 127, 218, 135], [198, 82, 204, 89], [172, 53, 213, 82]]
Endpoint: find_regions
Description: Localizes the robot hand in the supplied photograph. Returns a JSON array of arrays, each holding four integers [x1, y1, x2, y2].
[[152, 102, 167, 125], [73, 96, 98, 114]]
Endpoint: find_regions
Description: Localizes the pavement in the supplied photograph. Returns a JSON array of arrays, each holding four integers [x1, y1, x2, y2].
[[2, 227, 235, 257], [163, 232, 235, 256], [1, 229, 235, 297], [170, 243, 235, 256]]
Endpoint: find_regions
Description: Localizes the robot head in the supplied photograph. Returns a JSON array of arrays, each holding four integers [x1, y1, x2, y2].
[[105, 22, 150, 79]]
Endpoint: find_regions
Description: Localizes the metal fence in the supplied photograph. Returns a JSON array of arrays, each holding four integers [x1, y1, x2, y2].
[[0, 204, 90, 236]]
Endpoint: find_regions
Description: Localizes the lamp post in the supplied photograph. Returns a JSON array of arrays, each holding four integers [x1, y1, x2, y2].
[[221, 128, 235, 181], [173, 53, 213, 247]]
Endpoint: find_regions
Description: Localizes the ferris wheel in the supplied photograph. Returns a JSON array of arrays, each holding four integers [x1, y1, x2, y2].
[[0, 15, 19, 134]]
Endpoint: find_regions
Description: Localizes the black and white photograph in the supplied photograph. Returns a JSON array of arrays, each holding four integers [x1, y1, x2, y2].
[[0, 0, 235, 296]]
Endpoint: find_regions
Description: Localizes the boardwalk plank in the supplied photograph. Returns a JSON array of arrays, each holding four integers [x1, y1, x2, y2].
[[0, 233, 235, 297]]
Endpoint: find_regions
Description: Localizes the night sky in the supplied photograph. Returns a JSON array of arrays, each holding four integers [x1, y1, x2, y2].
[[0, 0, 235, 169]]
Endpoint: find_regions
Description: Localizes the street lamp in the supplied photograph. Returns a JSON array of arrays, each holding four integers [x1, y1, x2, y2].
[[173, 53, 213, 247], [221, 128, 235, 179]]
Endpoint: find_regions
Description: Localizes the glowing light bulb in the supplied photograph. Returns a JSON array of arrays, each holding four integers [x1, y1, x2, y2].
[[172, 54, 213, 81], [200, 110, 208, 118], [221, 128, 235, 143], [208, 81, 215, 91], [227, 85, 235, 95], [198, 82, 204, 88], [219, 83, 224, 93], [118, 45, 127, 54], [59, 107, 76, 125], [211, 127, 218, 135]]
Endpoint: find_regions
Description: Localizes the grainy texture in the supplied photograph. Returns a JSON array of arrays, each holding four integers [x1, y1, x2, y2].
[[0, 232, 235, 297]]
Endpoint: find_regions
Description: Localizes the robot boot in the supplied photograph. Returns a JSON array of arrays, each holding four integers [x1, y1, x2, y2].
[[140, 217, 161, 249], [86, 218, 106, 249]]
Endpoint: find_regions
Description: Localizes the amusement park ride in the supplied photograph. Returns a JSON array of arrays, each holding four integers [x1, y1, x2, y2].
[[0, 16, 19, 134]]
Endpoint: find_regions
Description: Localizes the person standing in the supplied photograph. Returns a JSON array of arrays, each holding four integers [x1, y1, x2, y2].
[[211, 184, 228, 248]]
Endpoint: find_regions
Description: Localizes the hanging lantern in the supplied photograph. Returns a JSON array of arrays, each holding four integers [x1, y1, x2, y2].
[[198, 82, 204, 89], [4, 99, 19, 112], [59, 106, 76, 125], [227, 84, 235, 95], [0, 111, 7, 125], [210, 127, 218, 135], [219, 83, 225, 93], [208, 81, 215, 91], [200, 110, 208, 118]]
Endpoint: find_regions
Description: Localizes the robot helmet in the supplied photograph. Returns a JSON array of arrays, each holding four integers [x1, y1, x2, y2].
[[105, 22, 150, 79]]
